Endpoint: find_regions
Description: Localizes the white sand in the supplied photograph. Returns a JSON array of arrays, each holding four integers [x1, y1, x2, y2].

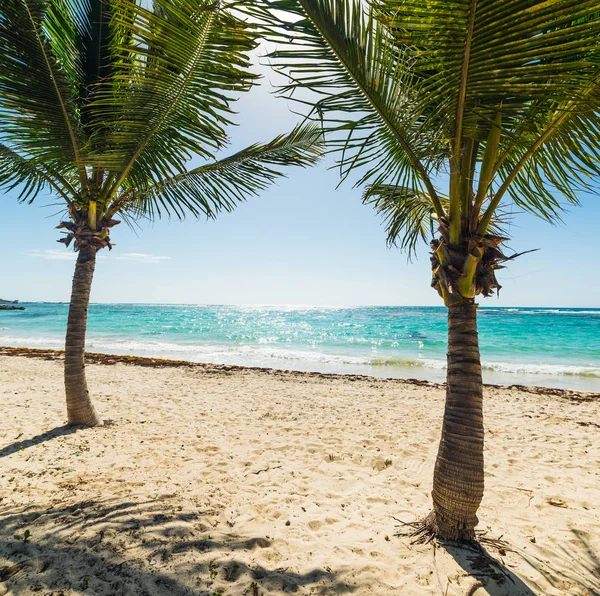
[[0, 353, 599, 595]]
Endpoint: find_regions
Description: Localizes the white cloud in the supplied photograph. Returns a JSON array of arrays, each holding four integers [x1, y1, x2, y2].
[[25, 250, 170, 264], [25, 249, 75, 261], [115, 253, 171, 264]]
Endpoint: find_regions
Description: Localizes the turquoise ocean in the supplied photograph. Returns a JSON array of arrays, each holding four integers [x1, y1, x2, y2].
[[1, 303, 599, 391]]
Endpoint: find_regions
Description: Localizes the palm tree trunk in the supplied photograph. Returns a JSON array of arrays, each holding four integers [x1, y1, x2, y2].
[[64, 245, 102, 426], [428, 302, 484, 540]]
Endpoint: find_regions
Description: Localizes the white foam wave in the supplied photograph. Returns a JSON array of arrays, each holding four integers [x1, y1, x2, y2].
[[0, 334, 370, 366], [100, 340, 600, 378], [360, 356, 599, 378], [481, 361, 600, 378], [0, 335, 64, 347], [83, 338, 372, 367], [2, 334, 599, 380], [483, 308, 600, 316]]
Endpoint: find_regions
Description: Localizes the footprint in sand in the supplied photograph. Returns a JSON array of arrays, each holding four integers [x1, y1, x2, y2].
[[195, 445, 221, 454], [307, 519, 323, 531]]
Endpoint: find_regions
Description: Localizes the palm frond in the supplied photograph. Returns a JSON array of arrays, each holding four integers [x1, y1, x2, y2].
[[74, 0, 113, 140], [375, 0, 600, 139], [363, 183, 443, 258], [0, 0, 87, 184], [485, 76, 600, 227], [376, 0, 600, 233], [87, 0, 261, 197], [257, 0, 445, 217], [122, 122, 324, 219], [0, 142, 72, 203], [260, 0, 600, 249]]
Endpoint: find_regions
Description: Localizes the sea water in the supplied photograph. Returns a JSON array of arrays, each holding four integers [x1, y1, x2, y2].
[[1, 304, 599, 391]]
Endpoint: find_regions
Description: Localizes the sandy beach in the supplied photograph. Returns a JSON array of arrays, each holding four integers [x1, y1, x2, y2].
[[1, 349, 599, 596]]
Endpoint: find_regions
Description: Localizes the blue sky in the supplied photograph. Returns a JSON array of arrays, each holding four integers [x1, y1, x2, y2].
[[1, 57, 599, 307]]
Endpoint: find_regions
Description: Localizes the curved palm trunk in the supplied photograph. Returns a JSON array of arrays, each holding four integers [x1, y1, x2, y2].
[[428, 302, 484, 540], [65, 245, 102, 426]]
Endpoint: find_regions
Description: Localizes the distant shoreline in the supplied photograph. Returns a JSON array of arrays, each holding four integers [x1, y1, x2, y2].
[[1, 345, 597, 401]]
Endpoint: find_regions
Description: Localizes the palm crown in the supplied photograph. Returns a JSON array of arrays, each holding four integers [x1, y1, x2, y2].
[[0, 0, 323, 246], [260, 0, 600, 280]]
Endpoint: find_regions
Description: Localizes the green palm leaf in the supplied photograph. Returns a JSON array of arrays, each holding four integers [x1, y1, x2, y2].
[[257, 0, 445, 217], [484, 75, 600, 228], [0, 142, 75, 203], [0, 0, 87, 185], [363, 183, 442, 257], [259, 0, 600, 240], [128, 123, 324, 219], [1, 0, 324, 218], [0, 143, 48, 202], [87, 0, 261, 197]]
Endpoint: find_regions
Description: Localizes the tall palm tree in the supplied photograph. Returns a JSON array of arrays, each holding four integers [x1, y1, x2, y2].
[[0, 0, 323, 427], [256, 0, 600, 540]]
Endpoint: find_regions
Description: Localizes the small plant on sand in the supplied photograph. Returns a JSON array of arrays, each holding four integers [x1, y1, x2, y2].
[[209, 562, 219, 580], [13, 529, 30, 543], [256, 0, 600, 541], [244, 582, 261, 596], [224, 561, 240, 581], [0, 0, 323, 427]]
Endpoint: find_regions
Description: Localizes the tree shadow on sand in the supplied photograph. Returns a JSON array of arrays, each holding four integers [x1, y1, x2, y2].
[[442, 541, 537, 595], [0, 425, 79, 459], [511, 528, 600, 596], [428, 529, 599, 596], [0, 499, 358, 595]]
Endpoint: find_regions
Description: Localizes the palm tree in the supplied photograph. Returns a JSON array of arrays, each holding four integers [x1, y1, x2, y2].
[[0, 0, 323, 427], [256, 0, 600, 540]]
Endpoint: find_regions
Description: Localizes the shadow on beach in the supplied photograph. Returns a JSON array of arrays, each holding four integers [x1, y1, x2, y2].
[[437, 529, 600, 596], [508, 527, 600, 596], [2, 501, 600, 595], [442, 541, 537, 595], [0, 425, 79, 459], [0, 499, 358, 595]]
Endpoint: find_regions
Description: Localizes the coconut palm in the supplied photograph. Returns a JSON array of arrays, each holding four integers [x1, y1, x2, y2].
[[0, 0, 323, 427], [256, 0, 600, 540]]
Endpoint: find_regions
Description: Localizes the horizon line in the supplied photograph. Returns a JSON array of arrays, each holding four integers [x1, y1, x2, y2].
[[7, 301, 600, 310]]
